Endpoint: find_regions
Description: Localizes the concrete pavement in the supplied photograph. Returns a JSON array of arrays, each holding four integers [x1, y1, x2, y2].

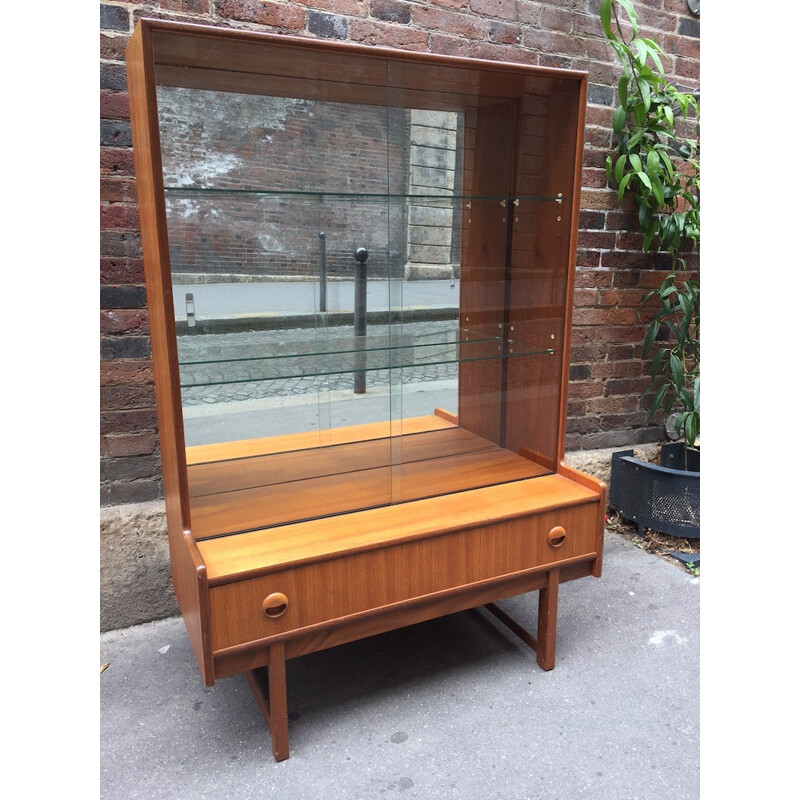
[[100, 532, 699, 800]]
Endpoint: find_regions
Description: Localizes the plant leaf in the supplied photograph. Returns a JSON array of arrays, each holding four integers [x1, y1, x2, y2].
[[685, 412, 698, 447], [618, 75, 628, 108], [617, 171, 633, 202], [637, 77, 651, 112], [643, 319, 659, 357], [599, 0, 614, 40], [650, 382, 669, 418], [669, 353, 683, 388], [613, 104, 627, 134], [615, 153, 628, 184], [618, 0, 638, 36]]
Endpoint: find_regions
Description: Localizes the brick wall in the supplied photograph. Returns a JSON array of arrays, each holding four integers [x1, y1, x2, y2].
[[100, 0, 700, 505]]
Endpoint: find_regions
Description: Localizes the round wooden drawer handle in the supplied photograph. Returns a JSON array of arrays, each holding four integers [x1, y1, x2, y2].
[[262, 592, 289, 619], [548, 526, 567, 548]]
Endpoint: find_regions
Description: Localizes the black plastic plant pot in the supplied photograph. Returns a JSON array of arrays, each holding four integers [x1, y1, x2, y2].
[[608, 443, 700, 538]]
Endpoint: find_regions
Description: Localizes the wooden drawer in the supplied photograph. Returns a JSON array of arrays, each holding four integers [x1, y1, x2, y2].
[[208, 503, 599, 652]]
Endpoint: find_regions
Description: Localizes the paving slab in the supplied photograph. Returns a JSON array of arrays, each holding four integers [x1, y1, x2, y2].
[[100, 532, 699, 799]]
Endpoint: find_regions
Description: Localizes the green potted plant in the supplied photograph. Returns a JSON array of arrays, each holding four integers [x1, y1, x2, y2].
[[600, 0, 700, 537]]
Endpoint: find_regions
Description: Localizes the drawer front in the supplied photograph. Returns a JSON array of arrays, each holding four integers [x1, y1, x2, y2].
[[209, 502, 599, 651]]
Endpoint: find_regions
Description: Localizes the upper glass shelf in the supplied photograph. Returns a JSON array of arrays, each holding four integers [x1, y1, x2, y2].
[[178, 327, 556, 388], [162, 187, 562, 204]]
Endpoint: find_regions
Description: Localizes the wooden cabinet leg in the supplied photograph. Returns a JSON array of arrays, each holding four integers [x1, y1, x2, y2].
[[246, 641, 290, 762], [268, 642, 289, 761], [536, 569, 559, 671]]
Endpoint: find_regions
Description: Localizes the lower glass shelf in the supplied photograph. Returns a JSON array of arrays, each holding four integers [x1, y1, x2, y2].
[[178, 326, 555, 388]]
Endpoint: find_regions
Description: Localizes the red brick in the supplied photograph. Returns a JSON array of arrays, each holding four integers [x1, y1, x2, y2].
[[101, 408, 159, 435], [103, 479, 162, 506], [577, 229, 615, 249], [590, 360, 645, 379], [468, 0, 518, 22], [573, 324, 645, 344], [566, 400, 587, 417], [567, 415, 602, 434], [599, 412, 651, 429], [566, 381, 605, 399], [521, 28, 553, 51], [580, 188, 617, 210], [582, 147, 608, 169], [160, 1, 211, 12], [600, 250, 654, 269], [487, 20, 522, 45], [428, 33, 468, 56], [585, 395, 641, 414], [215, 0, 306, 29], [574, 269, 612, 288], [101, 384, 157, 411], [583, 126, 612, 149], [551, 30, 587, 57], [638, 7, 678, 33], [586, 37, 614, 63], [563, 433, 582, 452], [541, 5, 574, 31], [430, 0, 469, 8], [604, 377, 652, 397], [608, 307, 637, 325], [101, 309, 150, 336], [574, 288, 599, 307], [674, 57, 700, 81], [581, 429, 640, 449], [100, 32, 129, 60], [585, 105, 613, 127], [101, 178, 138, 204], [570, 343, 610, 362], [101, 91, 130, 119], [101, 203, 140, 229], [100, 147, 135, 176], [605, 210, 640, 231], [575, 250, 601, 268], [572, 12, 602, 38], [598, 288, 645, 306], [349, 19, 428, 49], [615, 231, 645, 251], [101, 257, 145, 284], [100, 360, 154, 386], [572, 307, 608, 325], [102, 433, 159, 458], [611, 270, 642, 288], [466, 41, 533, 63], [582, 167, 609, 189], [413, 6, 486, 39], [300, 0, 368, 16], [571, 58, 617, 85]]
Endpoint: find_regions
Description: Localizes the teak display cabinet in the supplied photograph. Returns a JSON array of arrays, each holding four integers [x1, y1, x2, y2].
[[126, 18, 606, 761]]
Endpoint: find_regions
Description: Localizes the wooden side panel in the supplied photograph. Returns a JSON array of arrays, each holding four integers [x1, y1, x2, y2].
[[504, 78, 585, 466], [558, 460, 607, 578], [457, 102, 515, 444], [126, 25, 213, 684], [208, 502, 600, 651]]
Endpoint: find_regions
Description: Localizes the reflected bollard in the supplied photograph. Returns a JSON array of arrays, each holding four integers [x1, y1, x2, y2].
[[354, 247, 368, 394], [319, 232, 327, 313]]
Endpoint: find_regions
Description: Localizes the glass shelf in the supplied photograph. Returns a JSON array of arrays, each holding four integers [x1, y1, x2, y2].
[[178, 327, 555, 388], [163, 187, 561, 204]]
